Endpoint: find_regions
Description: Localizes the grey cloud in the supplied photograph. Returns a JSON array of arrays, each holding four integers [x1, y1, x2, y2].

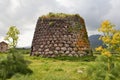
[[55, 0, 114, 32], [63, 0, 112, 30], [0, 0, 68, 35], [0, 0, 120, 47]]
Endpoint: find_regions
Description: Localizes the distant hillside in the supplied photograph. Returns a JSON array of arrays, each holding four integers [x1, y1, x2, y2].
[[89, 34, 103, 49]]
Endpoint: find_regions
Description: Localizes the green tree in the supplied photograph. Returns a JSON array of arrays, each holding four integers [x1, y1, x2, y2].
[[0, 26, 32, 80], [4, 26, 20, 48]]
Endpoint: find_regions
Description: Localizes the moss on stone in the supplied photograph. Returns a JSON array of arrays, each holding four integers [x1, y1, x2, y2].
[[68, 22, 84, 33], [40, 12, 81, 19], [48, 21, 54, 26]]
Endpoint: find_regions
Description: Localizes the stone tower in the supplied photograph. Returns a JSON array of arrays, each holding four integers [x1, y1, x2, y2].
[[31, 13, 92, 57]]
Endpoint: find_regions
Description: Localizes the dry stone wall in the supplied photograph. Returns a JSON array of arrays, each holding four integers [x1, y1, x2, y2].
[[31, 14, 92, 57]]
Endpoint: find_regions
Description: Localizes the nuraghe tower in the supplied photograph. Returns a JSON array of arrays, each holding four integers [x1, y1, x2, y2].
[[31, 13, 92, 57]]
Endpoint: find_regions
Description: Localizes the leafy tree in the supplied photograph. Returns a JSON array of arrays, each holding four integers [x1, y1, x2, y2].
[[0, 26, 32, 80], [4, 26, 20, 48]]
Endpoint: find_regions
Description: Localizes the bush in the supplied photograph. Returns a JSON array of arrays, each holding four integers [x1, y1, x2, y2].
[[0, 49, 32, 80], [84, 20, 120, 80], [85, 55, 120, 80]]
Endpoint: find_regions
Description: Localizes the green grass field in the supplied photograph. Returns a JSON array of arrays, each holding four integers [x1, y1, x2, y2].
[[0, 50, 95, 80]]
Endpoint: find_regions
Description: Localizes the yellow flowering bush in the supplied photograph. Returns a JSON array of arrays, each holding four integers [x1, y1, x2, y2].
[[102, 50, 112, 57], [98, 20, 114, 33], [96, 46, 112, 57], [95, 46, 103, 51], [97, 20, 120, 54], [112, 32, 120, 44], [86, 20, 120, 80], [101, 36, 111, 44]]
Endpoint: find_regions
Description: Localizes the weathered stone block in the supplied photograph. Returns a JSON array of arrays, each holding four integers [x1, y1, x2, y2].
[[49, 51, 53, 54], [61, 47, 67, 51], [65, 51, 70, 54], [64, 44, 69, 47], [58, 44, 63, 47], [56, 47, 60, 51], [54, 44, 57, 47], [45, 49, 49, 52]]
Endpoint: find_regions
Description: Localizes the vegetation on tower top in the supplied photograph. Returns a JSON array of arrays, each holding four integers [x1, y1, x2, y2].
[[40, 12, 82, 19]]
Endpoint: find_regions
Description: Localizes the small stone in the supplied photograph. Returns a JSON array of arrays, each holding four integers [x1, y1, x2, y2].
[[73, 48, 78, 51], [44, 45, 48, 48], [78, 51, 81, 54], [61, 53, 66, 56], [49, 38, 52, 40], [38, 48, 42, 51], [54, 38, 57, 41], [71, 51, 76, 54], [54, 44, 57, 47], [80, 54, 85, 57], [47, 41, 50, 44], [61, 47, 67, 51], [68, 35, 71, 38], [49, 51, 53, 54], [74, 54, 79, 57], [68, 48, 72, 51], [65, 26, 67, 28], [64, 44, 69, 47], [42, 42, 46, 45], [56, 47, 60, 51], [78, 51, 86, 54], [42, 52, 45, 54], [33, 47, 36, 51], [45, 52, 49, 55], [59, 51, 64, 54], [51, 55, 55, 58], [48, 44, 52, 47], [58, 44, 63, 47], [77, 70, 83, 74], [45, 49, 49, 52], [51, 41, 54, 43], [53, 35, 56, 38], [64, 35, 67, 38], [40, 45, 44, 48], [34, 52, 38, 55], [38, 52, 42, 54], [68, 54, 73, 57], [67, 41, 71, 44], [54, 51, 58, 54], [65, 51, 69, 54]]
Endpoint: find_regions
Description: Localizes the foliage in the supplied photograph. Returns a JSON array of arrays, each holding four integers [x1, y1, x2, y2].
[[0, 49, 32, 80], [68, 22, 83, 33], [98, 20, 120, 53], [1, 26, 32, 80], [85, 20, 120, 80], [40, 12, 81, 19], [48, 21, 55, 26], [85, 55, 120, 80], [4, 26, 20, 48]]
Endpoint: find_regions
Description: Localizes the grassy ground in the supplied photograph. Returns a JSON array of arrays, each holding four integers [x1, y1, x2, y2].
[[0, 50, 95, 80]]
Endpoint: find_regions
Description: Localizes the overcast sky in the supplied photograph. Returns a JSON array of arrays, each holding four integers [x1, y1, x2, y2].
[[0, 0, 120, 47]]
